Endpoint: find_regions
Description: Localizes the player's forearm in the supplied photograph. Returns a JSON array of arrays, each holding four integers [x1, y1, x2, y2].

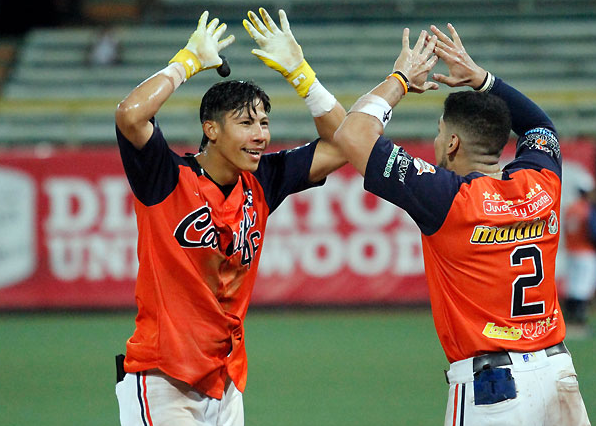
[[369, 77, 407, 109], [333, 112, 382, 176], [489, 77, 556, 136], [115, 64, 184, 148], [331, 77, 404, 176], [307, 102, 348, 181], [312, 99, 346, 143], [308, 140, 348, 182]]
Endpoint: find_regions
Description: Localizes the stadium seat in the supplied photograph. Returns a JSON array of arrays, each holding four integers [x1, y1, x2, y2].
[[0, 2, 595, 145]]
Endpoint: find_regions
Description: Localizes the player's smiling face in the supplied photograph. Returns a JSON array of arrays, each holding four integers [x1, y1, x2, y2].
[[208, 100, 271, 175]]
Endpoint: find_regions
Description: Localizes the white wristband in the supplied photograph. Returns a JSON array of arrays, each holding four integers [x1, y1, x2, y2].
[[158, 62, 186, 90], [476, 71, 495, 93], [348, 93, 393, 128], [304, 79, 337, 117]]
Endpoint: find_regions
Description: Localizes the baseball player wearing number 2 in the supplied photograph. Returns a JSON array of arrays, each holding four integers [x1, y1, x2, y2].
[[113, 8, 346, 426], [333, 25, 591, 425]]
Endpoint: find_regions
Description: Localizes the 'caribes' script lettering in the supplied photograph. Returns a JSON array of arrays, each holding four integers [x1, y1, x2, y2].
[[174, 205, 219, 249], [173, 204, 261, 268]]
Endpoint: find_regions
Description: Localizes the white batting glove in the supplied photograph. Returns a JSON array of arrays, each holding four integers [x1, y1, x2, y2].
[[169, 11, 235, 80], [243, 8, 315, 97]]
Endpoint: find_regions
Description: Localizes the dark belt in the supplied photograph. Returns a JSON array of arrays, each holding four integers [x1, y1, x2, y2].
[[115, 354, 126, 384], [472, 342, 569, 374]]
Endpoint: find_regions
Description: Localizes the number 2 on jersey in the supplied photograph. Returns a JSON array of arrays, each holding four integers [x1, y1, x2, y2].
[[510, 244, 545, 317]]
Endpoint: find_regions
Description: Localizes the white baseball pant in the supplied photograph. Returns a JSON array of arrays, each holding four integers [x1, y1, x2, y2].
[[116, 369, 244, 426], [444, 348, 591, 426]]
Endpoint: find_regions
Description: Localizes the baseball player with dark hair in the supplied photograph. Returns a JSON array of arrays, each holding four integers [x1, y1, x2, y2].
[[113, 8, 345, 426], [333, 24, 591, 425]]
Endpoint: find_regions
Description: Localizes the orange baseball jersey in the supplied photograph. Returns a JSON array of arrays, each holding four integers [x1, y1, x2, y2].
[[116, 119, 323, 398], [364, 78, 565, 363]]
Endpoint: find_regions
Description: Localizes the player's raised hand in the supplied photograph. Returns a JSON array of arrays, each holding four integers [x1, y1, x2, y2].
[[243, 8, 315, 97], [430, 23, 486, 88], [243, 8, 302, 73], [169, 11, 235, 80], [392, 28, 440, 94]]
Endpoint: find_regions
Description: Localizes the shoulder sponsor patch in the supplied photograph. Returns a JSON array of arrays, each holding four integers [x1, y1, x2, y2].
[[383, 145, 412, 183], [519, 127, 560, 159]]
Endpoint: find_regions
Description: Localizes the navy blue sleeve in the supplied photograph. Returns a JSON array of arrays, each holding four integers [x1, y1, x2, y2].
[[363, 136, 465, 235], [489, 78, 561, 178], [489, 77, 556, 136], [252, 139, 325, 214], [116, 118, 185, 206]]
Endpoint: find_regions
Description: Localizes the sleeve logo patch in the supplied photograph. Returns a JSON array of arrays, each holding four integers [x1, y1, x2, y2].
[[520, 128, 560, 158], [383, 145, 412, 182], [383, 145, 400, 178], [413, 158, 436, 175]]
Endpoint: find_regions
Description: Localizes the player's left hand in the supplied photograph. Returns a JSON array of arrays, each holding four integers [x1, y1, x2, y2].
[[430, 23, 487, 89], [392, 28, 439, 94], [243, 8, 315, 97]]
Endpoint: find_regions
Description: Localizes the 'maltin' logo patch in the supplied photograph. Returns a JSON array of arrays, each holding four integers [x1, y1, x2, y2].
[[470, 219, 545, 244]]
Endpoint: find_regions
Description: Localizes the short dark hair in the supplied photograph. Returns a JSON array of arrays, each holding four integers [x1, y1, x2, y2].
[[442, 91, 512, 157], [199, 80, 271, 151]]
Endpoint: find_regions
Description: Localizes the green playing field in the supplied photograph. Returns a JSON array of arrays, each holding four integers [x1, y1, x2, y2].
[[0, 309, 593, 425]]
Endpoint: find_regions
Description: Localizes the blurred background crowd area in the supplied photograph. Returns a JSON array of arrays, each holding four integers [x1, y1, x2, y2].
[[0, 0, 594, 146]]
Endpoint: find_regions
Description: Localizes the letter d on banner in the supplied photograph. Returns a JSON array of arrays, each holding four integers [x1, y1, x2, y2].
[[0, 167, 36, 288]]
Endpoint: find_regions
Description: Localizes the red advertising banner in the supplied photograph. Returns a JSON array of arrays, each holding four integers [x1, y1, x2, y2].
[[0, 140, 594, 308]]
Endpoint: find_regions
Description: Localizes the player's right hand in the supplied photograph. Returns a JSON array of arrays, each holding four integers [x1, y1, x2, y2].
[[169, 11, 235, 80], [430, 24, 486, 89]]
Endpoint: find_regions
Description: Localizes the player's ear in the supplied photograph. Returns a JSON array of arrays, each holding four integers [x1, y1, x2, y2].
[[202, 120, 219, 143], [447, 134, 460, 155]]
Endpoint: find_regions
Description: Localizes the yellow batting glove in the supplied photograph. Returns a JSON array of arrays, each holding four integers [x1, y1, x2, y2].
[[243, 8, 315, 97], [283, 60, 316, 98], [169, 11, 235, 80], [169, 49, 200, 80]]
